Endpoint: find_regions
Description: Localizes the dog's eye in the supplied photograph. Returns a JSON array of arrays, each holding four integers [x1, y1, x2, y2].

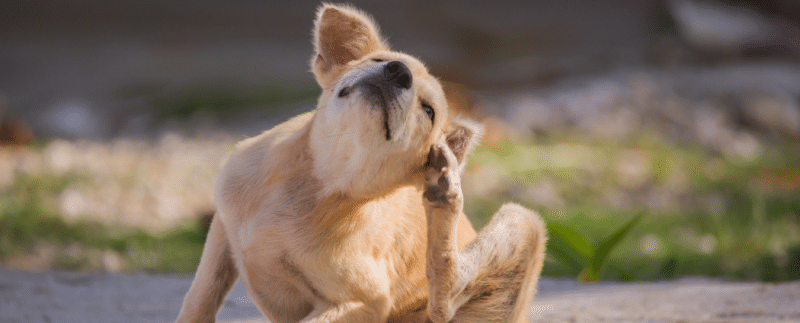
[[422, 103, 434, 122], [372, 58, 385, 62], [337, 86, 350, 98]]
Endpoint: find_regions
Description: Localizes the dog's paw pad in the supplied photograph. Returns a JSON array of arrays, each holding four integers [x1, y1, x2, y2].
[[426, 145, 450, 173], [423, 182, 455, 205], [423, 145, 462, 207]]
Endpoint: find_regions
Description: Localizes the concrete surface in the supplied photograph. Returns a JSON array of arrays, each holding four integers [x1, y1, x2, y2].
[[2, 268, 799, 323]]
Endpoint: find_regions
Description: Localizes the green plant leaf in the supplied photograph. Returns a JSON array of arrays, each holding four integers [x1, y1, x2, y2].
[[547, 223, 595, 264], [546, 236, 588, 273], [590, 212, 644, 275]]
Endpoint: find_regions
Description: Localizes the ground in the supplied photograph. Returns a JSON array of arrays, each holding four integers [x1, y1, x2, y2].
[[2, 268, 798, 323]]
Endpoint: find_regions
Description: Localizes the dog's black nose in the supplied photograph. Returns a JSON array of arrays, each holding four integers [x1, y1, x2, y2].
[[384, 61, 412, 89]]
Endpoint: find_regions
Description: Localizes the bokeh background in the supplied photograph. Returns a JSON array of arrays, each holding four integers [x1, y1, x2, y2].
[[1, 0, 799, 282]]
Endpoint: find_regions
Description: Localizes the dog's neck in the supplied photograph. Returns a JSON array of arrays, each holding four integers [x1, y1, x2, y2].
[[307, 110, 427, 200], [303, 184, 422, 245]]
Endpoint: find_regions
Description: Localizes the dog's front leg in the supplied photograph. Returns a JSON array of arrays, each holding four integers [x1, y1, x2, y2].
[[423, 142, 547, 323], [423, 143, 475, 323], [423, 141, 547, 323], [176, 215, 238, 323]]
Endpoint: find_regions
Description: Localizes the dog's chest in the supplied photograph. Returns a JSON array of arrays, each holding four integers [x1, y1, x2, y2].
[[237, 183, 426, 309], [281, 204, 406, 304]]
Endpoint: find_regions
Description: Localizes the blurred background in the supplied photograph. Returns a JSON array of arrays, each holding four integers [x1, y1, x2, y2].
[[1, 0, 798, 282]]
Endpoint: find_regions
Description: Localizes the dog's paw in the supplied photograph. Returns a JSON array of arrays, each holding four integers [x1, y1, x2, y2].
[[423, 144, 462, 209]]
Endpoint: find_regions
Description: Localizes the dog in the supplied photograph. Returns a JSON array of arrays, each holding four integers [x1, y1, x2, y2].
[[175, 4, 546, 323]]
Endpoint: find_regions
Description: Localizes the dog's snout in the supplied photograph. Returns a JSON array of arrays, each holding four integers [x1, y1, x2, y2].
[[384, 61, 412, 89]]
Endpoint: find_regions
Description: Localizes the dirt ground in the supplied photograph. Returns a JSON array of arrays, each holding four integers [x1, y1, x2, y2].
[[2, 268, 799, 323]]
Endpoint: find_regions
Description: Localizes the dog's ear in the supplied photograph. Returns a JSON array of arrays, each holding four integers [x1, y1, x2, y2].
[[312, 4, 388, 87], [444, 117, 483, 170]]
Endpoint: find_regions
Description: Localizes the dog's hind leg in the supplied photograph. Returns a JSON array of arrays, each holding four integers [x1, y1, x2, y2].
[[175, 214, 238, 323], [450, 204, 546, 323], [423, 145, 546, 323]]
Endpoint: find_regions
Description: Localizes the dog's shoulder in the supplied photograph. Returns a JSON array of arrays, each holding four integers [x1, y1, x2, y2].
[[233, 111, 314, 161], [215, 111, 315, 220]]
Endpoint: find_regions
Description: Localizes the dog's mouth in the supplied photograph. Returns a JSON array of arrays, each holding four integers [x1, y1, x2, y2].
[[356, 83, 395, 141]]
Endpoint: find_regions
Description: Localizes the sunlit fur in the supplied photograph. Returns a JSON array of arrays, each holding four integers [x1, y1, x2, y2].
[[175, 4, 546, 323]]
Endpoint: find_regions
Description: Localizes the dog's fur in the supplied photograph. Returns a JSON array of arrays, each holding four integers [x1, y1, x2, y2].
[[175, 4, 546, 323]]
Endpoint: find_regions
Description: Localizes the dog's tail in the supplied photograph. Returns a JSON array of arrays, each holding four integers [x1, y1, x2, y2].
[[175, 214, 238, 323]]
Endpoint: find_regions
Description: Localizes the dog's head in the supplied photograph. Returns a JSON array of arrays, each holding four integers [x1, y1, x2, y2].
[[308, 4, 481, 199]]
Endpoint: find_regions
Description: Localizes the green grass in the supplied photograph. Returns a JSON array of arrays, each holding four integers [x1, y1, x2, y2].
[[464, 135, 800, 282], [0, 173, 207, 274], [532, 202, 800, 282]]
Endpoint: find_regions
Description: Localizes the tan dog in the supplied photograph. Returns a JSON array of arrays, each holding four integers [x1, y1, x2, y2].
[[175, 4, 546, 323]]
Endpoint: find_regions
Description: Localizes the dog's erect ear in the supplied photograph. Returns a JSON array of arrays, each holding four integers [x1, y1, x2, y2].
[[444, 117, 483, 170], [312, 4, 388, 87]]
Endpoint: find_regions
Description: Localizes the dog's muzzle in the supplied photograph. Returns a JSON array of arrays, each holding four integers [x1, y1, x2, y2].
[[355, 61, 413, 141]]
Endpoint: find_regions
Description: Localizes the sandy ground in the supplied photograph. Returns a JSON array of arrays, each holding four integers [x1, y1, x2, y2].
[[2, 268, 799, 323]]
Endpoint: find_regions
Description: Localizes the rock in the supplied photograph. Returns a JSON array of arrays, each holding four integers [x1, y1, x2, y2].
[[41, 99, 106, 138]]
